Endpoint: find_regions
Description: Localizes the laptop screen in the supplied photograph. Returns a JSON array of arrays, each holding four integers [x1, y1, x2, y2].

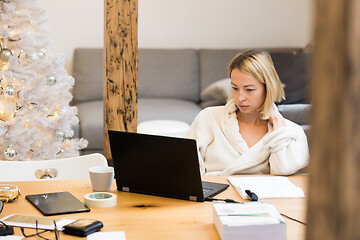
[[108, 130, 206, 201]]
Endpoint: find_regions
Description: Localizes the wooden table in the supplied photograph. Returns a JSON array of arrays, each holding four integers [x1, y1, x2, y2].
[[1, 175, 307, 239]]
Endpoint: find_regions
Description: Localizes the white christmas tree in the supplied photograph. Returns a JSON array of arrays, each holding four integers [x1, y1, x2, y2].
[[0, 0, 88, 161]]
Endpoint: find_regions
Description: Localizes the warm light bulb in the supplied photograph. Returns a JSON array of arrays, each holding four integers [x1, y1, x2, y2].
[[2, 64, 8, 71]]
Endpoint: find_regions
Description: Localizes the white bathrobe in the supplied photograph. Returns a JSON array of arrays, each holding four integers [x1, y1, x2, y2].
[[186, 99, 309, 176]]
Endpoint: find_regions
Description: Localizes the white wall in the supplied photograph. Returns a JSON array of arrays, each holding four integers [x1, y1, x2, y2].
[[38, 0, 313, 74], [37, 0, 104, 72]]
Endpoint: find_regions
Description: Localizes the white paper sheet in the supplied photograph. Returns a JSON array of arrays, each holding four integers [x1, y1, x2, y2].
[[228, 176, 304, 199], [0, 237, 23, 240], [213, 202, 284, 226], [1, 214, 75, 230], [87, 231, 126, 240]]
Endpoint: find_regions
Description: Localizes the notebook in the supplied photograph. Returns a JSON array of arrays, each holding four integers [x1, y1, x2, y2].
[[108, 130, 229, 202]]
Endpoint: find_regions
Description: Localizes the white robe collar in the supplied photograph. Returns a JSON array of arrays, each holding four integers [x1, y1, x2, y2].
[[221, 99, 273, 152], [220, 99, 273, 175]]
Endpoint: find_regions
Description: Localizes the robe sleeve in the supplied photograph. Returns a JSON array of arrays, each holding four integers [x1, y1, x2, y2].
[[185, 113, 214, 176], [262, 122, 309, 175]]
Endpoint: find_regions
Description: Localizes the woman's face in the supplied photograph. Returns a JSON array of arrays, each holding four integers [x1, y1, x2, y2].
[[230, 68, 266, 116]]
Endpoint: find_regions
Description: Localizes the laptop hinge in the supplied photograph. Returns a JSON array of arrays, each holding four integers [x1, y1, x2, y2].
[[189, 196, 197, 201], [122, 187, 130, 192]]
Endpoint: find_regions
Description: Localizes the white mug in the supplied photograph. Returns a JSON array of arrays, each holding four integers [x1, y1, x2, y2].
[[89, 166, 114, 191]]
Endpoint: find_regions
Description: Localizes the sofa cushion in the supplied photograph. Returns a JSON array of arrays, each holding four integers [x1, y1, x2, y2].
[[276, 104, 312, 143], [277, 104, 311, 126], [138, 49, 199, 102], [199, 49, 241, 94], [77, 98, 201, 149], [269, 51, 309, 104], [73, 48, 103, 103], [77, 100, 104, 149], [138, 98, 201, 125], [200, 78, 231, 105], [199, 48, 309, 105], [73, 48, 200, 103]]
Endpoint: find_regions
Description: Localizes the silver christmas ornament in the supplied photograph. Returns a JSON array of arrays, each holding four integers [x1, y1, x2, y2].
[[0, 47, 13, 62], [54, 128, 65, 142], [4, 145, 17, 160], [47, 74, 56, 85], [4, 84, 15, 97]]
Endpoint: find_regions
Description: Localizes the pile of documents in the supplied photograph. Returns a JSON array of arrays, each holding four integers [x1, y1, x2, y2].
[[213, 202, 286, 240]]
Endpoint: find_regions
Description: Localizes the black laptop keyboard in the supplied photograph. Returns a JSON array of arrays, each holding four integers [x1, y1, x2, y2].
[[203, 188, 212, 195]]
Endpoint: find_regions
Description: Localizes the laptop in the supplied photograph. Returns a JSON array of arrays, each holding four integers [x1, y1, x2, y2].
[[108, 130, 229, 202]]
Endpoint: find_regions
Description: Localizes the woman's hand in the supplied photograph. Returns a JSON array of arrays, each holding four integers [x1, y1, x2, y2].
[[268, 106, 286, 130]]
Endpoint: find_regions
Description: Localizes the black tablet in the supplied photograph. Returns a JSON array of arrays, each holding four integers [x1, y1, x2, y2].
[[25, 192, 90, 216]]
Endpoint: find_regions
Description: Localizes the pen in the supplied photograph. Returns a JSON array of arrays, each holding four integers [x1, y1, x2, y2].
[[245, 190, 258, 201]]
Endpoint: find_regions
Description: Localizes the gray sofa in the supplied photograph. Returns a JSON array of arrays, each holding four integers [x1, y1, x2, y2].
[[72, 48, 310, 155]]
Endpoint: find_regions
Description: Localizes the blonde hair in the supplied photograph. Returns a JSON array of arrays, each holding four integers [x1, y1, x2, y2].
[[228, 49, 285, 119]]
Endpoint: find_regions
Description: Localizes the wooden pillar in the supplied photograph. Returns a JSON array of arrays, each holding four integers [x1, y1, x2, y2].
[[307, 0, 360, 239], [104, 0, 138, 159]]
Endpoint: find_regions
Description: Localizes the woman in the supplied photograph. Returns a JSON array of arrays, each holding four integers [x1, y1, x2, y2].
[[186, 49, 309, 176]]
